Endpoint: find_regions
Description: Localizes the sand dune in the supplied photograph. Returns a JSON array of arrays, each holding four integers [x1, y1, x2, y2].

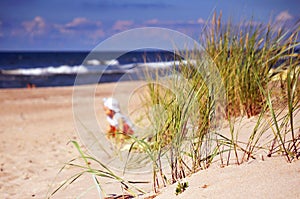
[[0, 82, 299, 199]]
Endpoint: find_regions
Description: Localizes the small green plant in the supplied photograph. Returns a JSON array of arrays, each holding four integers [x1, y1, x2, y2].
[[175, 181, 189, 195]]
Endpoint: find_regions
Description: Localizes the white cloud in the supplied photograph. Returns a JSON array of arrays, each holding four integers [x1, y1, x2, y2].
[[22, 16, 47, 36], [65, 17, 102, 28], [88, 29, 105, 42], [197, 18, 205, 24], [275, 11, 293, 22], [53, 18, 106, 44], [112, 20, 134, 31], [66, 17, 89, 28], [144, 19, 159, 25], [55, 17, 103, 35], [144, 18, 206, 26]]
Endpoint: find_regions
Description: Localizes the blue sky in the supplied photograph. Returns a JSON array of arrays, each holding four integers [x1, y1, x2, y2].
[[0, 0, 299, 51]]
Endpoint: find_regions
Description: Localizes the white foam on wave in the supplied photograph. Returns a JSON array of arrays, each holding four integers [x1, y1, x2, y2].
[[86, 59, 101, 66], [136, 60, 193, 68], [1, 65, 88, 76], [86, 59, 119, 66], [0, 64, 134, 76], [104, 59, 119, 66], [1, 60, 193, 76]]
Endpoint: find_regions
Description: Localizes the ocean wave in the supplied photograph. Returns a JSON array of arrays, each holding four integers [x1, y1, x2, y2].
[[0, 60, 191, 76], [85, 59, 119, 66], [0, 64, 133, 76], [1, 65, 89, 76], [137, 60, 190, 68]]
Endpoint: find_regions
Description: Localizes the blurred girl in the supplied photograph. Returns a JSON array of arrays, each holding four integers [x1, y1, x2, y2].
[[103, 97, 134, 142]]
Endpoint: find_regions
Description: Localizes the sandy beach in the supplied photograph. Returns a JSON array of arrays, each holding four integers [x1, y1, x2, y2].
[[0, 82, 299, 199], [0, 85, 81, 198]]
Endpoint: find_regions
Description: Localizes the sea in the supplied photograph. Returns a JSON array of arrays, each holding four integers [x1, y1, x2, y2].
[[0, 50, 181, 88], [1, 48, 298, 89]]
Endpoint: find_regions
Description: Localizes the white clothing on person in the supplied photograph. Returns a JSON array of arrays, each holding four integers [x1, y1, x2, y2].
[[106, 112, 134, 131]]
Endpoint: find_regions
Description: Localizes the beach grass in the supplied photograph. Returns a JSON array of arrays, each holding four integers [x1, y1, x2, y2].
[[48, 141, 147, 199], [128, 12, 300, 192], [50, 12, 300, 197]]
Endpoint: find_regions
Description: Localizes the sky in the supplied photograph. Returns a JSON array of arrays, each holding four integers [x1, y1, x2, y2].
[[0, 0, 299, 51]]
